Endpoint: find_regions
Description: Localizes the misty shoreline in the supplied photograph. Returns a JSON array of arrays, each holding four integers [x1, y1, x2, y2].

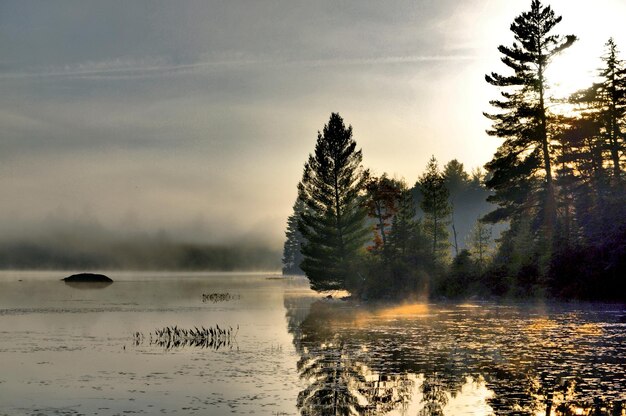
[[0, 239, 281, 271]]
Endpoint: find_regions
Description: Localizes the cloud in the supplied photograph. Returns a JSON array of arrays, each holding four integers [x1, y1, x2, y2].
[[2, 0, 623, 251], [0, 53, 479, 81], [0, 0, 494, 250]]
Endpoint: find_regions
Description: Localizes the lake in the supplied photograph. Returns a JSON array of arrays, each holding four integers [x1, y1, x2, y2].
[[0, 271, 624, 416]]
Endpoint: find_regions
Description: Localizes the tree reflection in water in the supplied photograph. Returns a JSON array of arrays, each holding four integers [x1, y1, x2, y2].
[[296, 339, 364, 416], [284, 295, 626, 416], [286, 298, 414, 415], [360, 371, 413, 415], [418, 374, 448, 416]]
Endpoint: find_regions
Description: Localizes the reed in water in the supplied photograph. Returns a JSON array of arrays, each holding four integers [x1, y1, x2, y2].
[[133, 324, 238, 351], [201, 292, 240, 303]]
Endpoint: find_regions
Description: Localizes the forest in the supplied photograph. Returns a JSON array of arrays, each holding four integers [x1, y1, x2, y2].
[[282, 0, 625, 301]]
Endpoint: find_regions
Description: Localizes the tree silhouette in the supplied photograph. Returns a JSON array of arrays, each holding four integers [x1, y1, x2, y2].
[[418, 156, 451, 263], [283, 198, 306, 275], [597, 38, 626, 180], [563, 39, 625, 188], [484, 0, 576, 235], [548, 39, 626, 298], [443, 159, 471, 257], [467, 219, 493, 271], [297, 113, 370, 292]]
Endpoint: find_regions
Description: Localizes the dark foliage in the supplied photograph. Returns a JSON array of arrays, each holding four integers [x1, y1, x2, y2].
[[297, 113, 370, 292], [484, 0, 576, 236], [418, 156, 452, 263], [284, 2, 625, 302], [282, 198, 306, 275]]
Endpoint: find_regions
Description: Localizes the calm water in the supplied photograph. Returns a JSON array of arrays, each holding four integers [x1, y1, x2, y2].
[[0, 271, 624, 416]]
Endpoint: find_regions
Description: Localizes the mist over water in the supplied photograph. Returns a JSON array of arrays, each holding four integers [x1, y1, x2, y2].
[[0, 223, 282, 270]]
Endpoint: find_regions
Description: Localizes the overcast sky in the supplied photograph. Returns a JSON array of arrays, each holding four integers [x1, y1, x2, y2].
[[1, 0, 625, 247]]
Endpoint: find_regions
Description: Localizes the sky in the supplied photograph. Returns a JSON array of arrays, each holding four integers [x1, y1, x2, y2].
[[1, 0, 625, 247]]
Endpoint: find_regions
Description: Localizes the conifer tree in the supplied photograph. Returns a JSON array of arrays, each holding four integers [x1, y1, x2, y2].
[[388, 187, 419, 259], [282, 198, 306, 275], [388, 186, 433, 294], [442, 159, 471, 256], [565, 39, 625, 186], [297, 113, 370, 292], [467, 219, 493, 271], [484, 0, 576, 230], [442, 159, 470, 197], [597, 38, 625, 180], [418, 156, 451, 262]]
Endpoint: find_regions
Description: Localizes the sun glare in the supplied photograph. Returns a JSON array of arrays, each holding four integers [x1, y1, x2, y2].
[[545, 0, 626, 101], [547, 43, 598, 100]]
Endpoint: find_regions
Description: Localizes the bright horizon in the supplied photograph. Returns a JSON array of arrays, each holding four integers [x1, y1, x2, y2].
[[1, 0, 625, 247]]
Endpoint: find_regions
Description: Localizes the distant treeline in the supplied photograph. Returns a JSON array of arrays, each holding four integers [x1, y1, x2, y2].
[[0, 239, 281, 271], [282, 1, 625, 301]]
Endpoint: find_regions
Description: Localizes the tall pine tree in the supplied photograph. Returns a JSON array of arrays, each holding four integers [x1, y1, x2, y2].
[[418, 156, 451, 263], [297, 113, 370, 292], [484, 0, 576, 233], [564, 39, 625, 188], [597, 38, 626, 181]]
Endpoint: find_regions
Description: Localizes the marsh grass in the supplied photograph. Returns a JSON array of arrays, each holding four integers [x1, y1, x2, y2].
[[201, 292, 241, 303], [133, 324, 238, 351]]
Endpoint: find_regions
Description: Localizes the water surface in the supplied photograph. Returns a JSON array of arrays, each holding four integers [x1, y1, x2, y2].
[[0, 271, 624, 415]]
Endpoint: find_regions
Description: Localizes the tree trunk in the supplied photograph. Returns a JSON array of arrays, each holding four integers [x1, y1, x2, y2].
[[538, 60, 556, 238]]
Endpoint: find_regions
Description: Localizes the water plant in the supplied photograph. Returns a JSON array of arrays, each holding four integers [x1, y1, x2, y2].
[[132, 324, 238, 351], [201, 292, 240, 303]]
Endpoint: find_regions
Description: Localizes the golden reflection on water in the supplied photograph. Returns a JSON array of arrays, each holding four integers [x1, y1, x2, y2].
[[526, 318, 559, 331], [343, 303, 431, 327], [376, 303, 430, 318], [573, 323, 603, 337]]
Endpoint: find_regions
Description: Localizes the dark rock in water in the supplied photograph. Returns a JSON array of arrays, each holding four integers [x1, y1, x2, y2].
[[62, 273, 113, 283]]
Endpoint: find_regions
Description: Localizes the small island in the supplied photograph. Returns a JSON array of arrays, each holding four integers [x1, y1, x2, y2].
[[62, 273, 113, 283]]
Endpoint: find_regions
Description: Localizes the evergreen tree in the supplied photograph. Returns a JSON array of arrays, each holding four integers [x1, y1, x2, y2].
[[549, 40, 626, 298], [442, 159, 470, 197], [564, 39, 625, 188], [467, 219, 493, 271], [443, 159, 470, 256], [387, 184, 432, 296], [418, 156, 451, 263], [388, 187, 420, 259], [297, 113, 370, 292], [483, 0, 576, 232], [282, 198, 306, 275], [596, 38, 625, 181]]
